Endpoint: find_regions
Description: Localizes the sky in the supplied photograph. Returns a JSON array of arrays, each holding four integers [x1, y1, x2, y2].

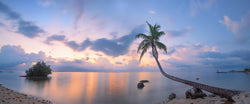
[[0, 0, 249, 72]]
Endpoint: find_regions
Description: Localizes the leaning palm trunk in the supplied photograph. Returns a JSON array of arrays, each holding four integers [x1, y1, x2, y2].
[[136, 21, 242, 101], [152, 54, 241, 101]]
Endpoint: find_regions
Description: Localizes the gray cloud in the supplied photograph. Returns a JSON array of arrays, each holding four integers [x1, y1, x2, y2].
[[17, 20, 44, 38], [229, 50, 250, 62], [90, 25, 145, 56], [199, 50, 250, 62], [0, 1, 44, 38], [65, 25, 145, 57], [0, 2, 20, 20], [200, 59, 248, 70], [65, 39, 92, 51], [198, 50, 250, 70], [199, 51, 227, 59], [0, 45, 46, 70], [167, 48, 176, 55], [45, 35, 66, 44], [166, 26, 193, 38], [115, 62, 122, 64]]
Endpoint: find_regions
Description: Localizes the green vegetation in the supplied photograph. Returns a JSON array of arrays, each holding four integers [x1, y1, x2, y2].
[[25, 61, 52, 77], [244, 67, 250, 72], [136, 21, 167, 61]]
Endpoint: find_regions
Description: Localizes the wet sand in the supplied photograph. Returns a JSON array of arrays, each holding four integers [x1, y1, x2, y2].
[[0, 84, 52, 104]]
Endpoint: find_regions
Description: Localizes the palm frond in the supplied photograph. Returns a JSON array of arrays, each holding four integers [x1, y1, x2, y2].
[[146, 21, 155, 37], [139, 43, 150, 61], [135, 33, 150, 40], [155, 41, 167, 54], [155, 31, 165, 40], [155, 24, 161, 30], [154, 24, 161, 31], [137, 39, 150, 53]]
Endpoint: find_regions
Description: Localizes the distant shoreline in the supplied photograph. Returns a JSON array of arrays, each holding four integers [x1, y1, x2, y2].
[[216, 70, 250, 74], [0, 83, 52, 104]]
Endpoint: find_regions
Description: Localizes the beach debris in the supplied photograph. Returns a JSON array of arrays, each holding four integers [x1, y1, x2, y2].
[[232, 92, 250, 104], [185, 87, 207, 99], [168, 93, 176, 100], [140, 80, 149, 83], [137, 82, 144, 89], [196, 78, 199, 80]]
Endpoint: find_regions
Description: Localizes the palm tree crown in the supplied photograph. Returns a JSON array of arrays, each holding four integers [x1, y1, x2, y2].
[[136, 21, 167, 61]]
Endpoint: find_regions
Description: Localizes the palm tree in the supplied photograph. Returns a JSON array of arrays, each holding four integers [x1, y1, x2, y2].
[[136, 21, 241, 101]]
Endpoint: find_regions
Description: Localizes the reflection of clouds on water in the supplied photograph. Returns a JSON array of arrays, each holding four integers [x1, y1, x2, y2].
[[21, 76, 51, 98], [24, 77, 51, 91], [1, 72, 250, 104]]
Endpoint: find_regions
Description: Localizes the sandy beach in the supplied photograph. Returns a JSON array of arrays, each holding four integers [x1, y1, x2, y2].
[[0, 84, 52, 104]]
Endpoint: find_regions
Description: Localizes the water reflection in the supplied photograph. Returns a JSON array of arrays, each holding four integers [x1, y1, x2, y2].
[[108, 72, 129, 96], [85, 72, 97, 104], [17, 72, 168, 104], [23, 77, 51, 97], [1, 72, 249, 104], [13, 72, 196, 103], [24, 77, 51, 88]]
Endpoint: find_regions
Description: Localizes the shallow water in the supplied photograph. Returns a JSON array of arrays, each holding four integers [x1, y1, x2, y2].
[[0, 71, 249, 104]]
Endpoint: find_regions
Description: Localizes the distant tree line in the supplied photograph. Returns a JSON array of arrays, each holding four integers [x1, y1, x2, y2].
[[244, 67, 250, 72]]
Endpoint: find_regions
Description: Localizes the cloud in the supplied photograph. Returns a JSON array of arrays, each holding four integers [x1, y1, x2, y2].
[[0, 22, 4, 27], [167, 48, 176, 55], [0, 45, 156, 72], [65, 25, 145, 57], [189, 0, 216, 16], [0, 45, 46, 70], [160, 42, 249, 71], [0, 2, 20, 20], [45, 35, 66, 44], [219, 12, 250, 43], [199, 51, 227, 59], [65, 39, 92, 51], [230, 50, 250, 62], [115, 62, 122, 64], [0, 1, 44, 38], [149, 10, 156, 14], [38, 0, 52, 7], [166, 26, 193, 38], [17, 20, 44, 38], [71, 0, 85, 29], [200, 59, 248, 70], [199, 50, 250, 62], [198, 50, 250, 70]]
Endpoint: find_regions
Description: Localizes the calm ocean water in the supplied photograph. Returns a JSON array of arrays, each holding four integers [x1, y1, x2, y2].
[[0, 70, 249, 104]]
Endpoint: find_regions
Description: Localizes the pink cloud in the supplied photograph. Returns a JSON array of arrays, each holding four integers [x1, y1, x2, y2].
[[219, 11, 250, 43]]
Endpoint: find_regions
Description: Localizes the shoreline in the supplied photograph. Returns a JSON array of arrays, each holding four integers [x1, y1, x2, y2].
[[0, 83, 52, 104], [157, 92, 250, 104]]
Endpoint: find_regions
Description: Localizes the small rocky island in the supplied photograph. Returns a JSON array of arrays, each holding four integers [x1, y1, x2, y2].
[[20, 61, 52, 78]]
